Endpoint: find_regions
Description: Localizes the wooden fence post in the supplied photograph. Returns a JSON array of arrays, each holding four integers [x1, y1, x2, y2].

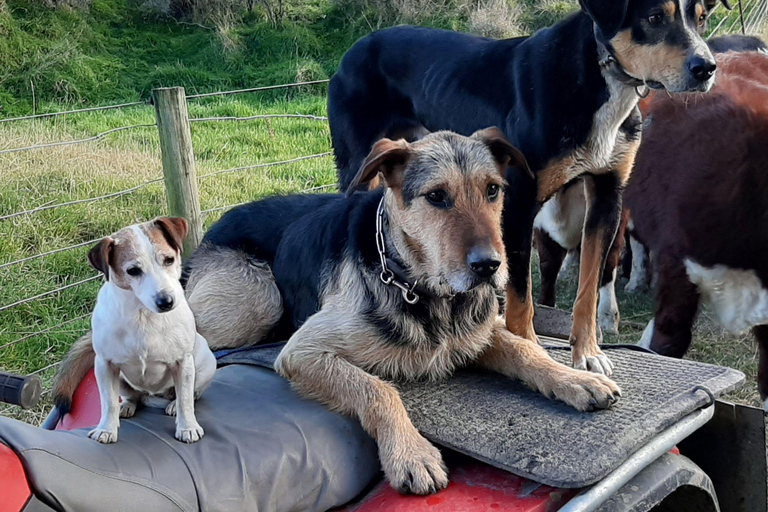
[[152, 87, 203, 256]]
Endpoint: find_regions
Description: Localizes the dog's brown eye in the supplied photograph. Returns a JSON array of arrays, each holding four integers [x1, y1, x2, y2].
[[487, 184, 500, 202], [425, 190, 451, 209], [126, 267, 143, 277], [648, 12, 663, 24], [698, 13, 706, 24], [164, 256, 175, 266]]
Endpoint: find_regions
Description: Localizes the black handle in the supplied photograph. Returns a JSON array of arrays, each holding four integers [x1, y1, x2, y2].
[[0, 371, 42, 409]]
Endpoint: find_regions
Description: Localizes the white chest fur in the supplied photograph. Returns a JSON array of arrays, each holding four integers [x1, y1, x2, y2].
[[685, 260, 768, 333], [91, 282, 197, 393], [574, 77, 640, 176]]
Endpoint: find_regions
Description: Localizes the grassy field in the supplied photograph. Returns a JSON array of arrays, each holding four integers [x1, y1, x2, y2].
[[0, 0, 766, 424]]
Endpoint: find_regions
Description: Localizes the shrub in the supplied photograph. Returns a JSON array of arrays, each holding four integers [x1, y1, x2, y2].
[[468, 0, 523, 38]]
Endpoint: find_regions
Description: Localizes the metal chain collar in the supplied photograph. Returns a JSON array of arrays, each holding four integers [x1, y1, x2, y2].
[[375, 197, 420, 304]]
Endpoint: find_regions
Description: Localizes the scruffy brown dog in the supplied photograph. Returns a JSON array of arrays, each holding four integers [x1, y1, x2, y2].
[[184, 129, 621, 495]]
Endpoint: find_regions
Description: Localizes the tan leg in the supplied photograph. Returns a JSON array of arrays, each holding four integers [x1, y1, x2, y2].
[[570, 173, 624, 375], [275, 310, 448, 495], [505, 280, 538, 343], [477, 320, 621, 411]]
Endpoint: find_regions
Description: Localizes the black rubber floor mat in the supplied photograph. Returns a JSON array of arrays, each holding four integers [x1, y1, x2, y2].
[[217, 343, 745, 488]]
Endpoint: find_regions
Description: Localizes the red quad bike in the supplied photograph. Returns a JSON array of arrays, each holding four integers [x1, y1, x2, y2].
[[1, 309, 765, 512]]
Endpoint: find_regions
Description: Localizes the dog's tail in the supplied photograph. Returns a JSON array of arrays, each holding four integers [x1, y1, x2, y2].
[[52, 331, 95, 415]]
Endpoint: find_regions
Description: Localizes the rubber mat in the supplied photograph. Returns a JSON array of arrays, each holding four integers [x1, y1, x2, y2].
[[217, 343, 745, 488]]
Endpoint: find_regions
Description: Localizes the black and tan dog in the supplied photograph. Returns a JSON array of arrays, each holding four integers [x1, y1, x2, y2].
[[328, 0, 727, 375], [184, 129, 620, 495]]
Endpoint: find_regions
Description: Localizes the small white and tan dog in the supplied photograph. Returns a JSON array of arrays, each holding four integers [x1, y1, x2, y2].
[[63, 217, 216, 444]]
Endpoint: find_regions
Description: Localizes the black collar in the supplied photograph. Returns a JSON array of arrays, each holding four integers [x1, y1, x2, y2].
[[595, 36, 652, 96], [375, 197, 433, 304]]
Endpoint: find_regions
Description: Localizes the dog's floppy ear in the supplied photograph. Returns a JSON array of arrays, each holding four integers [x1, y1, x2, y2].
[[346, 139, 413, 196], [580, 0, 629, 39], [88, 237, 115, 281], [472, 127, 534, 179], [155, 217, 189, 254]]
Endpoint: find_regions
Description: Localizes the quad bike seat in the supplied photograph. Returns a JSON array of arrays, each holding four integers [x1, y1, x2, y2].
[[0, 362, 379, 512], [0, 340, 745, 512]]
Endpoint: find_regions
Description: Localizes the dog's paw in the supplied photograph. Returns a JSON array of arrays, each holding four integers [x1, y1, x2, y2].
[[119, 400, 137, 418], [381, 431, 449, 495], [175, 423, 204, 443], [571, 341, 614, 376], [89, 427, 118, 444], [552, 371, 621, 412], [165, 400, 177, 416]]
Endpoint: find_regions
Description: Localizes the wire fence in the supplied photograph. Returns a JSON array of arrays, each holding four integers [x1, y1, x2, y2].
[[0, 78, 335, 390], [709, 0, 768, 36]]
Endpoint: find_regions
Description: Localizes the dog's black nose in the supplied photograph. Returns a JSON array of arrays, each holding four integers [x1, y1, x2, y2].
[[687, 56, 716, 82], [155, 294, 174, 312], [467, 247, 501, 279]]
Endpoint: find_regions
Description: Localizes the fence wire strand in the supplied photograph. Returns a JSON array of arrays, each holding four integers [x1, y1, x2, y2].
[[197, 152, 332, 180], [0, 238, 102, 271], [186, 80, 330, 100], [0, 123, 155, 156], [191, 113, 327, 123], [0, 313, 91, 351], [31, 360, 62, 375], [0, 101, 148, 125], [0, 275, 101, 314], [0, 177, 163, 222], [201, 183, 335, 215]]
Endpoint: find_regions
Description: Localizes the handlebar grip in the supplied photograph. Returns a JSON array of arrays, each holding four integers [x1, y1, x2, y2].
[[0, 371, 42, 409]]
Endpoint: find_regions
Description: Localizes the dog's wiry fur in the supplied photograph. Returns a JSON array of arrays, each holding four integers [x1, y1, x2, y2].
[[184, 130, 621, 495], [185, 246, 283, 350], [54, 218, 216, 444]]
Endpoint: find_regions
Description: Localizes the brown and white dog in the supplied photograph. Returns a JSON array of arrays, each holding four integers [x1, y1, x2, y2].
[[53, 218, 217, 443], [625, 51, 768, 408], [183, 130, 621, 494]]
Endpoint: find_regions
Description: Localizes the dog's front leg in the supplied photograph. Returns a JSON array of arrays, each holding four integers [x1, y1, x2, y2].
[[275, 313, 448, 495], [570, 173, 624, 376], [477, 321, 621, 411], [170, 353, 204, 443], [89, 356, 121, 443]]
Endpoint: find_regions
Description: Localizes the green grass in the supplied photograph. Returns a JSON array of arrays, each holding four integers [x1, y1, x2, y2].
[[0, 0, 348, 115]]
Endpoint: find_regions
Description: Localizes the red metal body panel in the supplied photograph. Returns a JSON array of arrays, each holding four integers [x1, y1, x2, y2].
[[0, 442, 32, 512], [56, 369, 100, 431], [343, 457, 577, 512]]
